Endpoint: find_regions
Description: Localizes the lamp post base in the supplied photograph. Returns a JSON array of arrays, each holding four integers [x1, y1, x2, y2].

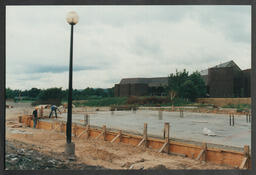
[[65, 142, 75, 156]]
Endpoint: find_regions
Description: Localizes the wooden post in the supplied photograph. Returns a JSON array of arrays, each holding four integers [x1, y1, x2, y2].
[[249, 113, 251, 123], [84, 114, 89, 126], [196, 143, 207, 161], [246, 113, 248, 123], [18, 116, 22, 123], [86, 124, 90, 139], [202, 143, 207, 161], [73, 124, 77, 137], [240, 145, 250, 169], [143, 123, 147, 147], [137, 123, 147, 147], [40, 106, 43, 118], [103, 125, 106, 141], [159, 122, 170, 153]]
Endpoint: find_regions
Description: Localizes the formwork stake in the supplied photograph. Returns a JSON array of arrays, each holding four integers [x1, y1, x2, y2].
[[239, 145, 250, 169], [40, 106, 44, 118], [96, 125, 106, 141], [196, 143, 207, 161], [159, 122, 170, 153], [111, 130, 122, 143], [137, 123, 148, 147], [77, 125, 90, 139], [84, 114, 89, 126]]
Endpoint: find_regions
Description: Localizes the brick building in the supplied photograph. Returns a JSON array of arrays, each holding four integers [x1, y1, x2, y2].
[[114, 60, 251, 98], [200, 60, 251, 98], [114, 77, 168, 97]]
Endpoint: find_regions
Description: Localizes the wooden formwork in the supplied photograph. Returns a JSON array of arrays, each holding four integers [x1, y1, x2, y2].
[[19, 115, 251, 169]]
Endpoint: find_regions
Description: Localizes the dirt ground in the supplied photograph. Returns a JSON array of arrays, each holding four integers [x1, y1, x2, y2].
[[5, 102, 233, 170]]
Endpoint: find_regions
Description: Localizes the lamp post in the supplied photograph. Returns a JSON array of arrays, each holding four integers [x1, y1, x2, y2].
[[65, 11, 79, 155]]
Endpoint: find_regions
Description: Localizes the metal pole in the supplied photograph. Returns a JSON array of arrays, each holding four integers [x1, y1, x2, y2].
[[232, 114, 234, 126], [66, 24, 74, 144], [229, 114, 231, 126]]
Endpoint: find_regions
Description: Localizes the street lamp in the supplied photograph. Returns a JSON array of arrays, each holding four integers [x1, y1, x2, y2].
[[65, 11, 79, 156]]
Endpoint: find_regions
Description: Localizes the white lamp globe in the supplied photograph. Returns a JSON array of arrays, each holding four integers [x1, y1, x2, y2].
[[66, 11, 79, 25]]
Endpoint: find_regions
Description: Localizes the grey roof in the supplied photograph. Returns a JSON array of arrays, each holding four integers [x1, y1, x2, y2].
[[200, 60, 241, 76], [120, 77, 168, 87]]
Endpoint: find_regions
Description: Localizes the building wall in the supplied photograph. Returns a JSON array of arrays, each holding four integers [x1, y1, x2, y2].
[[114, 83, 149, 97], [242, 69, 251, 97], [119, 84, 131, 97], [114, 84, 120, 97], [208, 67, 235, 98], [207, 67, 251, 98], [130, 84, 149, 96]]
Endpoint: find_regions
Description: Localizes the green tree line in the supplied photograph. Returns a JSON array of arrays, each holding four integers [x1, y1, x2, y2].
[[6, 87, 114, 101]]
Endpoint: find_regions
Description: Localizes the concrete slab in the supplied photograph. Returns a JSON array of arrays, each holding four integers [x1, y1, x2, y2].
[[48, 110, 251, 148]]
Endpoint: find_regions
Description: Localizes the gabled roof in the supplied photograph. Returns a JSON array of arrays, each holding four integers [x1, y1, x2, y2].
[[213, 60, 241, 71], [200, 60, 241, 76], [120, 77, 168, 87]]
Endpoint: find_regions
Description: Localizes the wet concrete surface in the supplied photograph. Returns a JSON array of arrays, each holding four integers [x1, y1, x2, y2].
[[46, 110, 250, 148]]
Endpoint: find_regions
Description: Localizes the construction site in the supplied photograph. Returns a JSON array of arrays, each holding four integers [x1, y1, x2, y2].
[[5, 99, 251, 170]]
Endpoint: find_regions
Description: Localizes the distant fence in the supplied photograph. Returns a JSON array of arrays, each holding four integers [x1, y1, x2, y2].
[[196, 98, 251, 107]]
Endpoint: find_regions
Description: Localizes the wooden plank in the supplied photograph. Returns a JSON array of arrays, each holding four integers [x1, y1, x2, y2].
[[169, 152, 187, 157], [239, 157, 248, 169], [95, 131, 104, 139], [111, 132, 121, 143], [159, 142, 168, 153], [20, 116, 248, 168], [137, 138, 145, 147], [103, 125, 106, 141], [77, 127, 89, 138], [196, 150, 205, 160]]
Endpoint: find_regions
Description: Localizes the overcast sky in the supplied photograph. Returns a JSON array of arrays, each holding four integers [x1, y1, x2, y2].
[[6, 6, 251, 90]]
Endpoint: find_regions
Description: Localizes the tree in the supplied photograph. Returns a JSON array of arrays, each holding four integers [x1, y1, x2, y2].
[[168, 69, 206, 101], [189, 71, 206, 98], [27, 88, 41, 98], [6, 88, 15, 99], [168, 69, 189, 97], [180, 80, 197, 101], [168, 90, 176, 110], [37, 88, 62, 105]]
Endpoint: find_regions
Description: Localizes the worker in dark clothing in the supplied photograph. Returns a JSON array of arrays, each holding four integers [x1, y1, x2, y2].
[[49, 105, 61, 118], [32, 108, 38, 128]]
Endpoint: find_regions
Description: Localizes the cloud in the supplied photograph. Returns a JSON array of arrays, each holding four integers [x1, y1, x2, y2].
[[25, 65, 98, 74], [6, 6, 251, 90]]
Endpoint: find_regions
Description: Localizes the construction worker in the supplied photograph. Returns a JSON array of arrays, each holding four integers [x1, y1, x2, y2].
[[49, 105, 61, 119], [32, 107, 38, 128]]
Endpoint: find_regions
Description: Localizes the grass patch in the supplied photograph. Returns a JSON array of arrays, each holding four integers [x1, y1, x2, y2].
[[73, 97, 128, 107], [223, 103, 251, 112]]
